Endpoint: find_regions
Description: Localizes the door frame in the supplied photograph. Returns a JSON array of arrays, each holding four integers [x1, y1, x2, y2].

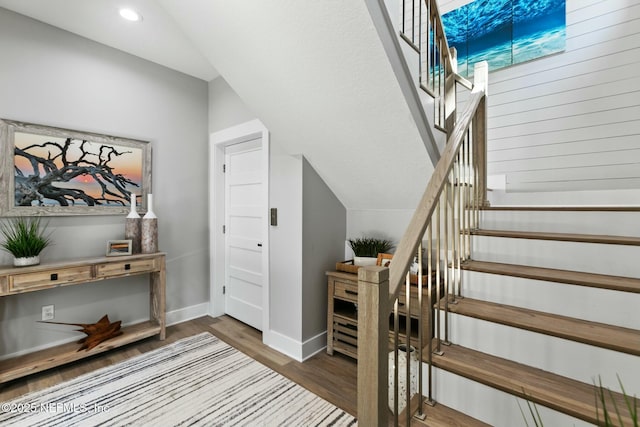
[[209, 119, 270, 338]]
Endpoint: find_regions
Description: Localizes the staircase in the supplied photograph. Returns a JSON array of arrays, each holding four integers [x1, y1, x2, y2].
[[429, 206, 640, 426], [357, 1, 640, 426]]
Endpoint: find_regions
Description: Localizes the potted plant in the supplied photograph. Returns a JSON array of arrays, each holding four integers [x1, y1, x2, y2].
[[0, 216, 52, 267], [348, 237, 394, 266]]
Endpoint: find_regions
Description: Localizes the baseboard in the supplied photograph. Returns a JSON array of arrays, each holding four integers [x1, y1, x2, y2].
[[301, 330, 327, 361], [264, 329, 327, 362], [0, 303, 210, 362], [166, 303, 210, 326]]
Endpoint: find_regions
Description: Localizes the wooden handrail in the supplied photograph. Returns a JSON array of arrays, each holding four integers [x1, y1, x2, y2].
[[388, 68, 486, 304]]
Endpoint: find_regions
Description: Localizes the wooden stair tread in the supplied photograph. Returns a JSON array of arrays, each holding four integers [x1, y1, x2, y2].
[[410, 401, 491, 426], [429, 343, 635, 425], [461, 260, 640, 293], [471, 229, 640, 246], [438, 297, 640, 356], [480, 206, 640, 212]]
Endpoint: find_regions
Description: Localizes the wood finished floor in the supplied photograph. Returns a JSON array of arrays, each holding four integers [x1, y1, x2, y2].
[[0, 316, 358, 417]]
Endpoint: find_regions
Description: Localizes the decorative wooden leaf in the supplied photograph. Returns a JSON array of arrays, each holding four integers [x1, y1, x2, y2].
[[38, 314, 122, 351]]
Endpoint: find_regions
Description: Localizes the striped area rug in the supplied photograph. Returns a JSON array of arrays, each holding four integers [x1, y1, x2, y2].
[[0, 333, 357, 426]]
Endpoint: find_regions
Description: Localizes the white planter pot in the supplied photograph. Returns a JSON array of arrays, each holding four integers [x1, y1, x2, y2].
[[388, 344, 419, 414], [353, 256, 377, 267], [14, 255, 40, 267]]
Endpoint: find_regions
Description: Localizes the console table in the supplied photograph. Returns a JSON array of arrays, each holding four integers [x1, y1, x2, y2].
[[0, 252, 166, 384]]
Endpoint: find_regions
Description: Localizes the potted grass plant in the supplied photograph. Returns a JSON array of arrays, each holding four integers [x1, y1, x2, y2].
[[348, 237, 394, 266], [0, 216, 52, 267], [519, 376, 638, 426]]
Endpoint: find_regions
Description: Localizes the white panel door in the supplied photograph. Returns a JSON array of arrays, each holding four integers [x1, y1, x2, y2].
[[224, 139, 263, 330]]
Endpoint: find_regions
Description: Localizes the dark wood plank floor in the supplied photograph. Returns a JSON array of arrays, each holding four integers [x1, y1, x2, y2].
[[0, 315, 358, 416]]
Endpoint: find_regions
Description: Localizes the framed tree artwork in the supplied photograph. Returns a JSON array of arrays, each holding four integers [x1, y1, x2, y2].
[[0, 119, 151, 216]]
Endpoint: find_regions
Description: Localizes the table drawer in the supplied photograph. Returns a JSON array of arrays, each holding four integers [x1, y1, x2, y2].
[[334, 280, 358, 302], [9, 266, 93, 292], [96, 258, 158, 278]]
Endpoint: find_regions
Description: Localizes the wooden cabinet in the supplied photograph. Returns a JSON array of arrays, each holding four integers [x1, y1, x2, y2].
[[326, 270, 431, 359], [0, 253, 166, 384]]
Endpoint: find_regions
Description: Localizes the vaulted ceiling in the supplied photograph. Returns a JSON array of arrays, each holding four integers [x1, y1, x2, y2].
[[0, 0, 437, 209]]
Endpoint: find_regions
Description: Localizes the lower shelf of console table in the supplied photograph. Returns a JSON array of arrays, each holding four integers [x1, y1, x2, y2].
[[0, 252, 166, 384], [0, 321, 161, 384]]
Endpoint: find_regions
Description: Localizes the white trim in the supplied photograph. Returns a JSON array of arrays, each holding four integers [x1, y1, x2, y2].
[[165, 303, 209, 326], [265, 329, 327, 362], [300, 331, 328, 361], [0, 304, 209, 362], [266, 329, 304, 362], [209, 120, 271, 342]]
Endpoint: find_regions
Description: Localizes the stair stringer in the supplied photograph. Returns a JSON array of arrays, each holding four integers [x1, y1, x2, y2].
[[366, 0, 446, 165]]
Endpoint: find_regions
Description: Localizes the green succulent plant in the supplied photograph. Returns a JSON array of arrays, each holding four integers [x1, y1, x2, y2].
[[0, 216, 52, 258], [348, 237, 394, 258]]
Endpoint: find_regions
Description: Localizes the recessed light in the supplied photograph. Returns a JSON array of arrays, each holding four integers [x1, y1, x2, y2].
[[119, 8, 142, 22]]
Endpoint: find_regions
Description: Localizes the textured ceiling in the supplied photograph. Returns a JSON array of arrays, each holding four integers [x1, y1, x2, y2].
[[0, 0, 436, 209], [160, 0, 434, 209], [0, 0, 218, 81]]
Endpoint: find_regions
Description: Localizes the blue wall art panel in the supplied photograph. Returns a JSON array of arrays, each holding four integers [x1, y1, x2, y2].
[[442, 0, 565, 77], [512, 0, 566, 65], [442, 6, 469, 76], [467, 0, 512, 72]]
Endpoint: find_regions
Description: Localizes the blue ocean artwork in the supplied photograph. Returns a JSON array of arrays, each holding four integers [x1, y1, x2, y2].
[[442, 0, 566, 77], [441, 6, 469, 76]]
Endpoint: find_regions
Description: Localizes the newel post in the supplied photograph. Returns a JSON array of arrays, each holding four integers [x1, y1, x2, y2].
[[472, 61, 489, 207], [445, 47, 458, 135], [357, 266, 390, 426]]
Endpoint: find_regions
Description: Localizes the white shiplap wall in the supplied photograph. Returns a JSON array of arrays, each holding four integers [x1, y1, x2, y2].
[[443, 0, 640, 193]]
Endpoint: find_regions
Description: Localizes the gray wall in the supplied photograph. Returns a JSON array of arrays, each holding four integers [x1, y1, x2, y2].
[[302, 158, 346, 341], [268, 152, 304, 342], [208, 77, 256, 133], [0, 8, 209, 356]]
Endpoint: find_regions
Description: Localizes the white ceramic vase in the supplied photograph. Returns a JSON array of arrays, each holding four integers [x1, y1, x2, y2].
[[388, 344, 419, 414], [126, 193, 140, 219], [141, 193, 158, 253]]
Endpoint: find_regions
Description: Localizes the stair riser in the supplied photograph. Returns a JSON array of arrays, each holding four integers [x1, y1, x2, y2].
[[479, 210, 640, 237], [487, 189, 640, 206], [460, 270, 640, 329], [440, 312, 640, 395], [428, 367, 592, 427], [471, 235, 640, 277]]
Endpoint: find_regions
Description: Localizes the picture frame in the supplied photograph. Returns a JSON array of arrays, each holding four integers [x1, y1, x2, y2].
[[106, 240, 132, 256], [376, 253, 393, 268], [0, 119, 151, 216], [376, 252, 428, 285]]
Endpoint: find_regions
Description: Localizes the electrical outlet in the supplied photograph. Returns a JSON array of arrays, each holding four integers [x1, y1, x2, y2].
[[42, 304, 54, 321]]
